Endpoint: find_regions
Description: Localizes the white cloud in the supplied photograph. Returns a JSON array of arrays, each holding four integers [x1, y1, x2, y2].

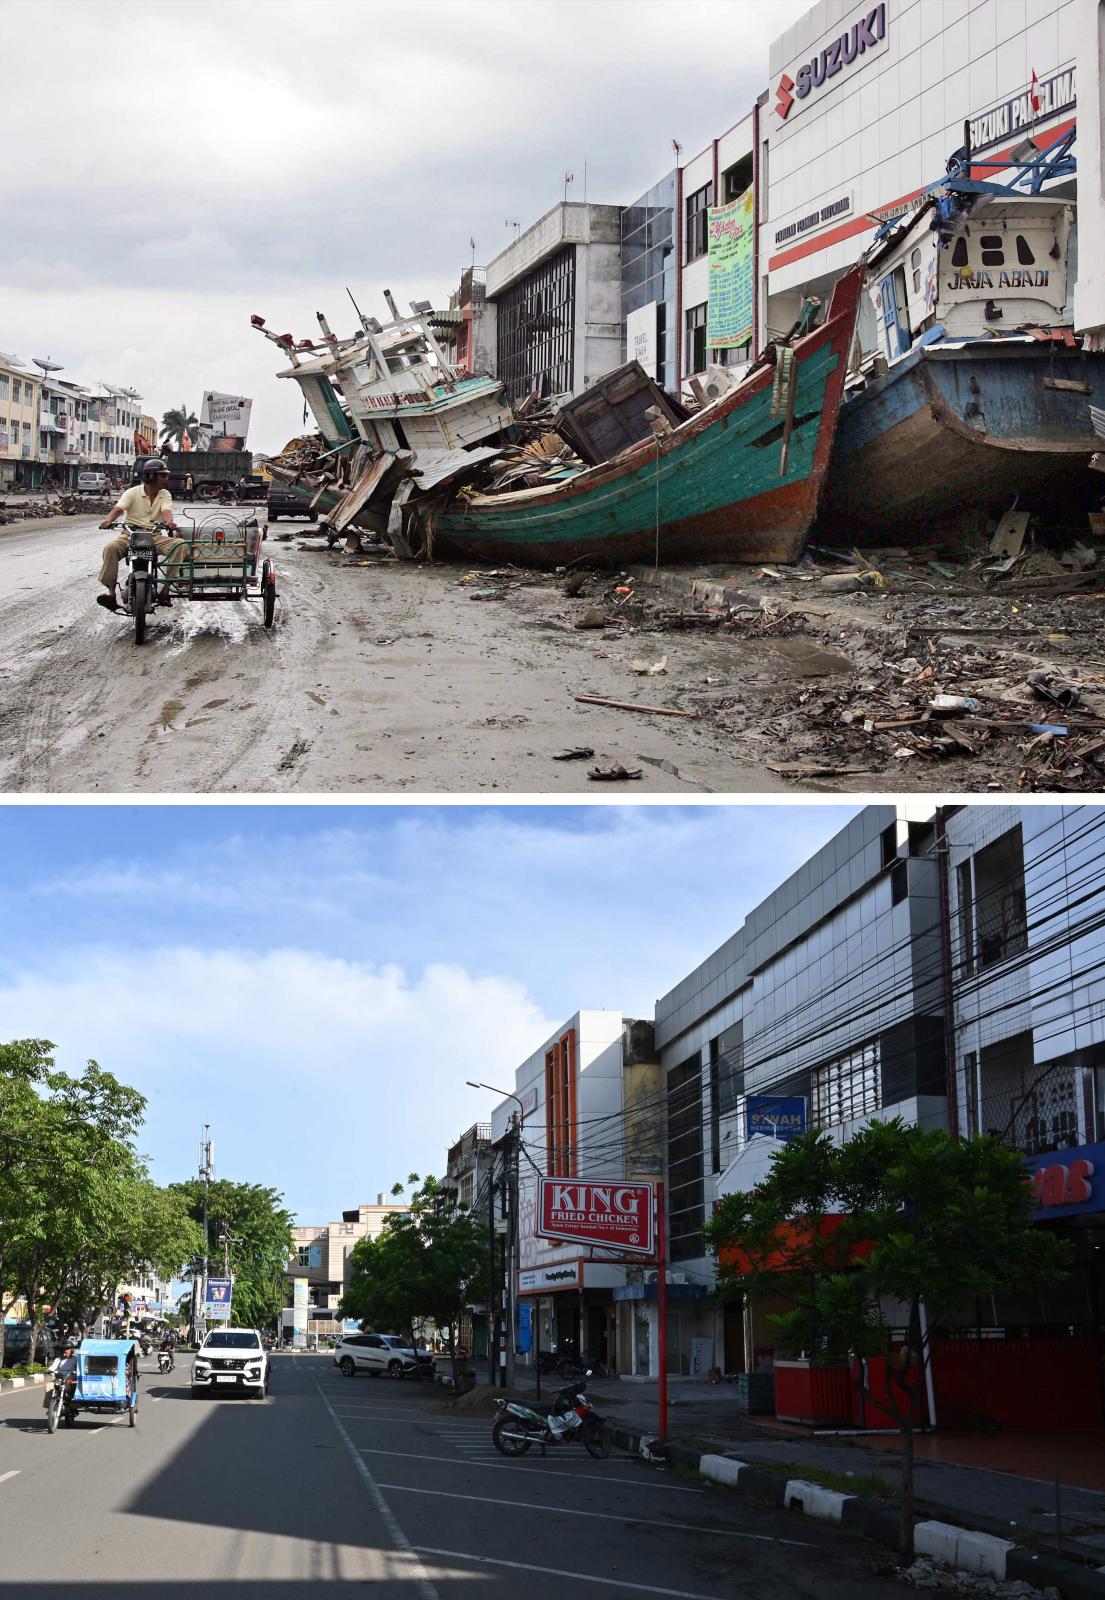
[[0, 946, 555, 1219], [4, 0, 809, 448]]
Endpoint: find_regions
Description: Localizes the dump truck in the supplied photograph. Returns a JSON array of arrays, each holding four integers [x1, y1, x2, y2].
[[133, 450, 252, 501]]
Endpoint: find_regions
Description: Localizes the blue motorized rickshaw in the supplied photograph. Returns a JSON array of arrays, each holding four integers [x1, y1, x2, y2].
[[47, 1339, 139, 1432]]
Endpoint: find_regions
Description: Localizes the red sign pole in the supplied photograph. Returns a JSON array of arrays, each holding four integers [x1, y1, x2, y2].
[[656, 1180, 668, 1443]]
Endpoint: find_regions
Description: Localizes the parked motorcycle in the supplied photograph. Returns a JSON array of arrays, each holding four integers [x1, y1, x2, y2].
[[492, 1374, 610, 1459]]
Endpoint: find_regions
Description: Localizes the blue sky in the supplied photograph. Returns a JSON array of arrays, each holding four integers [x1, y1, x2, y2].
[[0, 803, 856, 1221]]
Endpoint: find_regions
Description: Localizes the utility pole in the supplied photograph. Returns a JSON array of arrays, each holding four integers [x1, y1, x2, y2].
[[196, 1126, 214, 1342], [505, 1112, 520, 1388], [487, 1145, 499, 1387]]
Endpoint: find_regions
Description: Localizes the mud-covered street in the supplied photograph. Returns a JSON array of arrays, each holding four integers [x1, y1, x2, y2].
[[3, 513, 1104, 794]]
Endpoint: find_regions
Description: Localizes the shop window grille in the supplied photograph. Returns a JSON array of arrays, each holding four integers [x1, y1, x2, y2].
[[811, 1041, 880, 1128], [496, 245, 575, 404]]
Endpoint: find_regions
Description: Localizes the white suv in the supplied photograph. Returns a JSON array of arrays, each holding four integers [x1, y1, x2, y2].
[[77, 470, 110, 493], [192, 1328, 269, 1397], [334, 1333, 420, 1379]]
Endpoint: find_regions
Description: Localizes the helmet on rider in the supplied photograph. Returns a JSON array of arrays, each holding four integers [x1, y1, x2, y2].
[[141, 458, 170, 480]]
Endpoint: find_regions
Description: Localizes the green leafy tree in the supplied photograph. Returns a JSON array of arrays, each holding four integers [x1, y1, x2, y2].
[[341, 1176, 488, 1381], [705, 1119, 1070, 1558], [169, 1179, 294, 1331], [159, 405, 200, 451], [0, 1040, 202, 1357]]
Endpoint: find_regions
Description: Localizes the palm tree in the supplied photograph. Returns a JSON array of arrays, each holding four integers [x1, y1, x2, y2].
[[160, 405, 201, 450]]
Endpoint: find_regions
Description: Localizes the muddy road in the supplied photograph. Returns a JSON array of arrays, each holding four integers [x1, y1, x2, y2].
[[6, 515, 1097, 794], [1, 515, 804, 794]]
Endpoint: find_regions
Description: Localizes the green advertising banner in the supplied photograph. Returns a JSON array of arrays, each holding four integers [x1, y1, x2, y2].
[[707, 188, 754, 350]]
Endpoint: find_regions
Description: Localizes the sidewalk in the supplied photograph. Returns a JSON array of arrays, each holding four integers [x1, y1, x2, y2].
[[500, 1368, 1105, 1566]]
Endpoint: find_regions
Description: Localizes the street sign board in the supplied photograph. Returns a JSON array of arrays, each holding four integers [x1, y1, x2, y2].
[[204, 1278, 234, 1320], [536, 1179, 655, 1256], [745, 1096, 807, 1141]]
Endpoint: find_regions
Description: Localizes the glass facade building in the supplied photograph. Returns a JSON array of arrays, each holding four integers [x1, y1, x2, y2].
[[620, 172, 676, 394]]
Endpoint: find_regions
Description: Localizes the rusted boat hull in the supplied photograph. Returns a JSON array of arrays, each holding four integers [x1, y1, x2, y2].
[[818, 341, 1105, 536], [424, 265, 864, 568]]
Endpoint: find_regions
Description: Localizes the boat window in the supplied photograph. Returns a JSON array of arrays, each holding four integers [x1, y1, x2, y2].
[[980, 236, 1005, 266], [910, 248, 922, 293], [951, 237, 969, 268], [1015, 235, 1036, 265]]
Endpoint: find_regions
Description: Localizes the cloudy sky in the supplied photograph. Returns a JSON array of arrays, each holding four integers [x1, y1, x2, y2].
[[0, 802, 855, 1221], [6, 0, 806, 452]]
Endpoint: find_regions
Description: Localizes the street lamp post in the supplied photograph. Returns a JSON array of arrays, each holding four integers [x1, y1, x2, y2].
[[467, 1082, 524, 1389]]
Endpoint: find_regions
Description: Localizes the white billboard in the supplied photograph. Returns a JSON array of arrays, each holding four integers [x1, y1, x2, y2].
[[626, 302, 658, 380], [199, 391, 253, 451]]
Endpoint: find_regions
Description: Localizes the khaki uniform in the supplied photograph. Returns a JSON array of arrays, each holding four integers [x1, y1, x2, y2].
[[99, 485, 188, 589]]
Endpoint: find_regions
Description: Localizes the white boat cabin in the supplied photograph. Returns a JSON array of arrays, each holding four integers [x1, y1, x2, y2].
[[254, 295, 512, 455], [857, 195, 1077, 368]]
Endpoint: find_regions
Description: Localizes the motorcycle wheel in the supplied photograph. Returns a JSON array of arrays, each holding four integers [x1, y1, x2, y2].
[[583, 1417, 611, 1459], [491, 1413, 536, 1457], [132, 574, 147, 645], [262, 559, 276, 629], [47, 1389, 62, 1434]]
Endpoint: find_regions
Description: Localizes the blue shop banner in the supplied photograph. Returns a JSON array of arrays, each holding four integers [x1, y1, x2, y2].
[[746, 1095, 807, 1141], [516, 1301, 532, 1354]]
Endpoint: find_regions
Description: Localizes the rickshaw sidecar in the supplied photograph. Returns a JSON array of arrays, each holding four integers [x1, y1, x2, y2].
[[64, 1339, 139, 1428]]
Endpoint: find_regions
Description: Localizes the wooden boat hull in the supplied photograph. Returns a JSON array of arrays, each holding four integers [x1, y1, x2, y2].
[[425, 265, 864, 568], [818, 341, 1105, 536]]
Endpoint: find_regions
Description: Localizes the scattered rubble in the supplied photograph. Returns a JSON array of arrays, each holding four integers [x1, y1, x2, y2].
[[896, 1556, 1059, 1599], [0, 494, 112, 525]]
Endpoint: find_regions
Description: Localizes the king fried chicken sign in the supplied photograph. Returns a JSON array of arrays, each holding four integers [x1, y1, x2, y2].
[[537, 1179, 655, 1256]]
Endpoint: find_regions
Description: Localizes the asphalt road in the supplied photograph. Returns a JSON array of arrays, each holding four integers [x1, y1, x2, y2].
[[0, 514, 790, 794], [0, 1354, 912, 1597]]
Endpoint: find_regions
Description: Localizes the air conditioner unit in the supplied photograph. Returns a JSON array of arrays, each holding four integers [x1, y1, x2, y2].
[[701, 364, 739, 403], [645, 1270, 687, 1286]]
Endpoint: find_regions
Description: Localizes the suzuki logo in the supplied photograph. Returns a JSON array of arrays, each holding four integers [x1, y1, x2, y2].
[[777, 3, 887, 122], [776, 73, 795, 119]]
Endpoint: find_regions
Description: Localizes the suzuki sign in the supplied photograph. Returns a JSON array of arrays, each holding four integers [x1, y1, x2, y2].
[[537, 1179, 655, 1256], [775, 3, 887, 124]]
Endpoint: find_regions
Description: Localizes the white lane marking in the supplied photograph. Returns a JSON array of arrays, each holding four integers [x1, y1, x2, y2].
[[357, 1446, 703, 1492], [311, 1374, 440, 1600], [0, 1471, 20, 1484], [379, 1482, 817, 1546], [412, 1545, 745, 1598]]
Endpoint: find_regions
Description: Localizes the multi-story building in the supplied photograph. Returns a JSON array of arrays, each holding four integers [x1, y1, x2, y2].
[[93, 384, 143, 480], [0, 355, 42, 487], [444, 1121, 495, 1357], [652, 802, 1105, 1401], [287, 1194, 410, 1325], [485, 203, 623, 403], [39, 377, 92, 487], [490, 1010, 663, 1377]]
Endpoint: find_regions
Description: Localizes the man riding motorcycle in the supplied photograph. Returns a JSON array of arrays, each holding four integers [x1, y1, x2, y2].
[[43, 1339, 79, 1410], [97, 458, 188, 612]]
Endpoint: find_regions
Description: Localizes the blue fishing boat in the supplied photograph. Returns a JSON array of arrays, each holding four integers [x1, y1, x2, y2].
[[818, 131, 1105, 537]]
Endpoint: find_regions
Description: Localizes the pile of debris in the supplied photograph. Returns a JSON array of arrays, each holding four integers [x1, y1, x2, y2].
[[0, 494, 112, 524], [484, 432, 584, 493]]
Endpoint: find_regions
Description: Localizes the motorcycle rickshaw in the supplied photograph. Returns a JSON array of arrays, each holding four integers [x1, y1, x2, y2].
[[47, 1339, 139, 1432]]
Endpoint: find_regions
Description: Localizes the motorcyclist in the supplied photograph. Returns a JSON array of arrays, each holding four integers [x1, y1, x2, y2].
[[97, 458, 187, 612], [43, 1338, 79, 1409], [157, 1332, 176, 1371]]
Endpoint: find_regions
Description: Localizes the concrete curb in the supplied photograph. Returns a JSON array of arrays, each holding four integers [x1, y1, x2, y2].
[[628, 1431, 1105, 1598], [0, 1373, 46, 1396]]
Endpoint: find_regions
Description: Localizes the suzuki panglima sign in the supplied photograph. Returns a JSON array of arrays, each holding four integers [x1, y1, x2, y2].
[[537, 1179, 655, 1256], [775, 3, 887, 124]]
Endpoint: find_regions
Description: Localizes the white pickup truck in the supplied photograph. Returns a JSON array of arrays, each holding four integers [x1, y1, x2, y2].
[[191, 1328, 270, 1398]]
